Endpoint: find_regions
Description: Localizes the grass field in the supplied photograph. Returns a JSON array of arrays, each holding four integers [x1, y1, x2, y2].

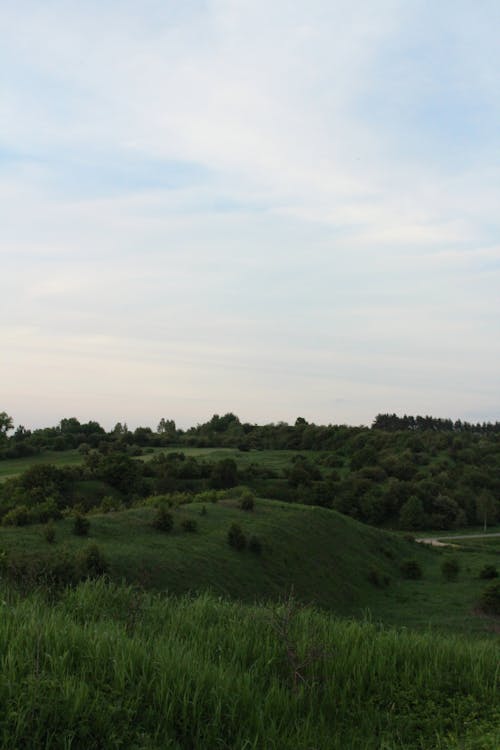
[[1, 498, 498, 635], [0, 446, 340, 481], [0, 579, 498, 750], [0, 450, 83, 481]]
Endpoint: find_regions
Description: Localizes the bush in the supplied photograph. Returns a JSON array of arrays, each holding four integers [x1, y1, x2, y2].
[[239, 491, 255, 512], [441, 558, 460, 582], [248, 535, 262, 554], [80, 544, 108, 578], [227, 523, 246, 551], [3, 506, 30, 527], [479, 564, 499, 580], [478, 582, 500, 615], [44, 522, 56, 544], [152, 506, 174, 532], [400, 559, 422, 580], [200, 505, 207, 516], [181, 519, 197, 533], [73, 513, 90, 537]]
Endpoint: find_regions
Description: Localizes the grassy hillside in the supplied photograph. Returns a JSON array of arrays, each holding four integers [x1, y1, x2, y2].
[[1, 497, 498, 633], [0, 579, 498, 750]]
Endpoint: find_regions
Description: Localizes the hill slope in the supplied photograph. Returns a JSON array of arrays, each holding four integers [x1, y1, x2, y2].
[[1, 497, 423, 612]]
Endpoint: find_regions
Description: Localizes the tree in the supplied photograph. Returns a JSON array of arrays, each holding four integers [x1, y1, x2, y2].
[[0, 412, 13, 440], [157, 418, 176, 438], [399, 496, 426, 530], [476, 491, 498, 532]]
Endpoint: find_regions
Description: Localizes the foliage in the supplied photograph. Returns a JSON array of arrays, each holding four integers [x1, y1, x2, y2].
[[478, 581, 500, 615], [80, 544, 108, 577], [152, 506, 174, 532], [239, 490, 255, 511], [248, 534, 262, 554], [400, 559, 423, 580], [73, 513, 90, 537], [441, 558, 460, 582], [479, 564, 498, 580], [44, 521, 56, 544], [0, 580, 498, 750], [180, 518, 197, 533], [227, 522, 246, 550]]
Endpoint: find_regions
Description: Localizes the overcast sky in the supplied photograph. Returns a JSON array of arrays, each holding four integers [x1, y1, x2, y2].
[[1, 0, 499, 430]]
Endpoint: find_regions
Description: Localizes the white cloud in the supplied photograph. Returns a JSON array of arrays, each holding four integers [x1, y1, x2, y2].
[[0, 1, 499, 426]]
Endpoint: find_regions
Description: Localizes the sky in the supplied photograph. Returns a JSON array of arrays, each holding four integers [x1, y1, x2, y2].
[[1, 0, 499, 430]]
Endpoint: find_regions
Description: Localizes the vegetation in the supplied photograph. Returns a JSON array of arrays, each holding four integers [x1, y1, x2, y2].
[[0, 580, 498, 750], [1, 409, 499, 532], [0, 408, 499, 747]]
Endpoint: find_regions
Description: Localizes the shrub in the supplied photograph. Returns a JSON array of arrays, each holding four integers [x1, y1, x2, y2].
[[200, 505, 207, 516], [227, 523, 246, 551], [73, 513, 90, 537], [248, 535, 262, 554], [441, 558, 460, 582], [400, 559, 422, 580], [478, 582, 500, 615], [44, 521, 56, 544], [239, 491, 255, 512], [80, 544, 108, 578], [181, 519, 197, 533], [152, 506, 174, 532], [368, 567, 382, 587], [3, 506, 30, 527], [479, 564, 499, 580]]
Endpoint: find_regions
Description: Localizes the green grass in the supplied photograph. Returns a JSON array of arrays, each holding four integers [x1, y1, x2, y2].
[[1, 498, 498, 635], [0, 450, 83, 481], [0, 579, 498, 750]]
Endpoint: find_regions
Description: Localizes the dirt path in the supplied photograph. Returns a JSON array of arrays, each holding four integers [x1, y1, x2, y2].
[[416, 532, 500, 547]]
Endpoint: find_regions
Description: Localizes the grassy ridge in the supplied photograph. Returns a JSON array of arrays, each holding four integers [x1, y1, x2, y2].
[[0, 579, 498, 750], [1, 498, 499, 633], [0, 499, 410, 613]]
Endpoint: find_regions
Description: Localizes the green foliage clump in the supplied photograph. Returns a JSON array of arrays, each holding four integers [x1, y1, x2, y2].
[[400, 559, 423, 580], [441, 558, 460, 582], [479, 564, 498, 580], [152, 506, 174, 532], [227, 523, 246, 550], [80, 544, 108, 578], [43, 521, 56, 544], [478, 581, 500, 615], [73, 512, 90, 537], [2, 505, 30, 526], [239, 490, 255, 511], [180, 518, 197, 533], [248, 535, 262, 554], [367, 567, 389, 587]]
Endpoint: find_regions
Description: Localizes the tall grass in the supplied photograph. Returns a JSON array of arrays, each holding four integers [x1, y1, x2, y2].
[[0, 579, 498, 749]]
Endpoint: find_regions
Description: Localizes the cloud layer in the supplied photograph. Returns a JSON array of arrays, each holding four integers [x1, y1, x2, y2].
[[1, 0, 499, 428]]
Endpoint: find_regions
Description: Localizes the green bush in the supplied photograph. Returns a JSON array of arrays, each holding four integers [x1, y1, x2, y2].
[[400, 559, 422, 580], [3, 505, 30, 527], [152, 506, 174, 532], [479, 564, 498, 580], [227, 523, 246, 551], [43, 521, 56, 544], [181, 518, 197, 533], [73, 513, 90, 537], [441, 558, 459, 582], [478, 581, 500, 615], [248, 535, 262, 554], [239, 491, 255, 512], [80, 544, 108, 578]]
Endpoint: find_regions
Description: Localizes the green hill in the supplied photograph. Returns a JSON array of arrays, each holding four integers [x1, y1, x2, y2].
[[2, 496, 499, 633]]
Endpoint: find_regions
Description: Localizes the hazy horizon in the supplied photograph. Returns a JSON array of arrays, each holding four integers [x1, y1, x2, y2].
[[2, 1, 499, 430]]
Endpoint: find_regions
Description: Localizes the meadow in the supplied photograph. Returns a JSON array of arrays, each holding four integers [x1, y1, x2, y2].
[[1, 497, 499, 635], [0, 579, 498, 750]]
